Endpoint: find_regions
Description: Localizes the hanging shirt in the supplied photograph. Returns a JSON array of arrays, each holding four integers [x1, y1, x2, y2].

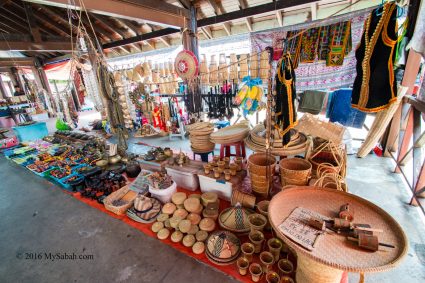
[[352, 2, 398, 112]]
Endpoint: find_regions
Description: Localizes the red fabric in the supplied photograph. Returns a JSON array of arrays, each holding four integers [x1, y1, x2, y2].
[[43, 184, 346, 282]]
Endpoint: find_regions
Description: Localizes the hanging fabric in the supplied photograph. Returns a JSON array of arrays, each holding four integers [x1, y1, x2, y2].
[[274, 53, 297, 146], [352, 2, 398, 112], [326, 21, 352, 66], [283, 31, 302, 69], [300, 27, 322, 63]]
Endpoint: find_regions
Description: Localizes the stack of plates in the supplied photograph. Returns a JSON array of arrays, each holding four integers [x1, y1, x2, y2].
[[245, 124, 309, 156], [186, 122, 215, 153], [210, 121, 250, 144]]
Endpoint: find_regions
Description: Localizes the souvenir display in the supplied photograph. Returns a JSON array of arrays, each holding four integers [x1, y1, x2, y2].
[[3, 3, 412, 281]]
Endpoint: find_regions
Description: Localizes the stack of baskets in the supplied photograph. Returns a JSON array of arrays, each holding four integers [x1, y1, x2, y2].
[[247, 153, 276, 197], [279, 158, 312, 186], [186, 122, 215, 153]]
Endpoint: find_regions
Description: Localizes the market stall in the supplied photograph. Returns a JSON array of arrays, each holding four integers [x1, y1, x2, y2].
[[2, 0, 423, 282]]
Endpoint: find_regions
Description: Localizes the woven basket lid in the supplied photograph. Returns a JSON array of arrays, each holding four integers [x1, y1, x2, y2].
[[127, 197, 161, 223], [268, 186, 408, 273], [175, 50, 199, 80], [218, 204, 253, 233], [206, 230, 241, 262]]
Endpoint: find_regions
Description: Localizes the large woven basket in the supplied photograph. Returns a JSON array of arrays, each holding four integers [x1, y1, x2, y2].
[[279, 158, 312, 186], [104, 185, 138, 215]]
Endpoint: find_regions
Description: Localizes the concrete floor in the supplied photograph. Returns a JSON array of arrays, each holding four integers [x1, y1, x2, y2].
[[1, 113, 425, 282]]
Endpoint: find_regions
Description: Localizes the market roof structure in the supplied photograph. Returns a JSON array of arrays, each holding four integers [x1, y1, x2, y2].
[[0, 0, 377, 64]]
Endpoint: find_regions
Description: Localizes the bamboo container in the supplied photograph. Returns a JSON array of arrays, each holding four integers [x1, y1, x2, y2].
[[239, 54, 249, 79], [218, 53, 229, 83], [200, 54, 209, 85], [250, 53, 259, 78], [209, 55, 218, 85], [229, 53, 238, 81]]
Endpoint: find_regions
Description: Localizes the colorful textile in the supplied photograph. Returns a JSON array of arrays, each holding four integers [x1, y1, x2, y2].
[[283, 30, 302, 69], [250, 7, 374, 91], [300, 27, 322, 63], [327, 21, 352, 66], [318, 25, 331, 60]]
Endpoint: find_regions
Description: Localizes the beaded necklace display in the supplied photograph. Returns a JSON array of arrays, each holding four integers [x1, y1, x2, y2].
[[358, 3, 394, 108]]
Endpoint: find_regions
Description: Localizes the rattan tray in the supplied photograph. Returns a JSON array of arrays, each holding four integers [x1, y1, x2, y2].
[[268, 186, 407, 273]]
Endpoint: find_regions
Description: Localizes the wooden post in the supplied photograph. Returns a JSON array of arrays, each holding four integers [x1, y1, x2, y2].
[[384, 50, 422, 156]]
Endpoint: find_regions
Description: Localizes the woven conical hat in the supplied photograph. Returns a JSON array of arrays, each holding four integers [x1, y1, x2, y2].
[[218, 205, 254, 233]]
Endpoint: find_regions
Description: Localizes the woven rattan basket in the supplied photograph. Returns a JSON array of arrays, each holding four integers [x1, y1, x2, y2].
[[104, 185, 138, 215], [279, 158, 312, 186], [248, 153, 276, 197]]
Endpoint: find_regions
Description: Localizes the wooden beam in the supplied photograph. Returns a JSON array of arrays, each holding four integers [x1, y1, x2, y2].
[[276, 10, 283, 27], [223, 22, 231, 36], [23, 2, 42, 42], [0, 7, 55, 34], [0, 57, 35, 67], [23, 0, 188, 28], [245, 18, 253, 32], [158, 37, 171, 47], [198, 0, 315, 28], [30, 4, 78, 35], [93, 14, 126, 39], [0, 40, 73, 52], [200, 26, 212, 39], [101, 0, 316, 49], [207, 0, 222, 15], [238, 0, 253, 32], [0, 15, 28, 33], [310, 2, 317, 20]]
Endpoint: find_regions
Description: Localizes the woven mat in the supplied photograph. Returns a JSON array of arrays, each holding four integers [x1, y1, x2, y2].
[[269, 187, 407, 273]]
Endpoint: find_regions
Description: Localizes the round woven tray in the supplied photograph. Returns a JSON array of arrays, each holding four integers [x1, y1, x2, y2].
[[268, 187, 408, 273], [210, 122, 250, 144], [245, 125, 308, 156]]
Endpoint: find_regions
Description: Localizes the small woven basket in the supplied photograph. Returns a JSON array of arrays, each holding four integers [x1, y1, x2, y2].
[[279, 158, 312, 186], [248, 153, 276, 197], [104, 185, 138, 215]]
